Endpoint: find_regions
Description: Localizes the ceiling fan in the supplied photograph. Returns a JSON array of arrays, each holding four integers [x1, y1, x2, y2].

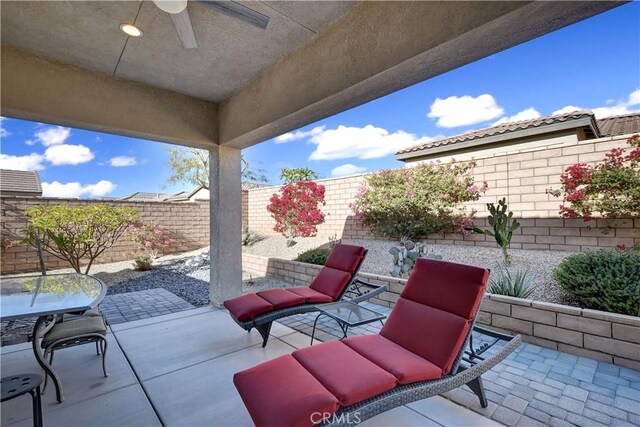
[[152, 0, 270, 49]]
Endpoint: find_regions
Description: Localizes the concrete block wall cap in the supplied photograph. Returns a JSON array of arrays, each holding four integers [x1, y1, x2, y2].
[[582, 309, 640, 327], [487, 294, 533, 306], [531, 300, 582, 315]]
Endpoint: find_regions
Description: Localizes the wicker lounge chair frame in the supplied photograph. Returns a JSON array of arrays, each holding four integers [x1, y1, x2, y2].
[[229, 250, 387, 347], [323, 325, 522, 426]]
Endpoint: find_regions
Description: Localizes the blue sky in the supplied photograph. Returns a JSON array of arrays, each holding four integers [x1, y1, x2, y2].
[[1, 3, 639, 198]]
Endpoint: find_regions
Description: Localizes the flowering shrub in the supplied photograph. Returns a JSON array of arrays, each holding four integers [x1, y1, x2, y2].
[[350, 160, 487, 239], [126, 222, 175, 270], [556, 134, 640, 221], [267, 181, 326, 246]]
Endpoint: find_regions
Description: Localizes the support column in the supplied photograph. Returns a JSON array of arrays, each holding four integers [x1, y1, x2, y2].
[[209, 145, 242, 305]]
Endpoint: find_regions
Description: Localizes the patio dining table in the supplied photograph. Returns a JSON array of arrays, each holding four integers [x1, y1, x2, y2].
[[0, 273, 106, 403]]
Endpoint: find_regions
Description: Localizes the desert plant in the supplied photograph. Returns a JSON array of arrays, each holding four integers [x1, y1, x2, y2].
[[126, 222, 175, 270], [23, 204, 138, 274], [553, 249, 640, 316], [350, 160, 486, 240], [487, 264, 536, 299], [472, 198, 520, 264], [267, 181, 326, 246], [241, 225, 262, 247], [551, 134, 640, 221], [294, 247, 331, 265]]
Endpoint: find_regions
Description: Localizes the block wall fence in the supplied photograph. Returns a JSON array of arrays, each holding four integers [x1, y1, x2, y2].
[[247, 134, 640, 251], [242, 253, 640, 370], [1, 197, 210, 274]]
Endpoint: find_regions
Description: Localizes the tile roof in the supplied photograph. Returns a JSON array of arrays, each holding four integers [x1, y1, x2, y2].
[[242, 182, 270, 191], [0, 169, 42, 195], [119, 192, 170, 202], [396, 110, 598, 156], [596, 112, 640, 136]]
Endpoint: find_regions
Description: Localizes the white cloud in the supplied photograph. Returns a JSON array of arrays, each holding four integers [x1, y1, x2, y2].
[[25, 139, 36, 146], [331, 164, 367, 177], [552, 89, 640, 119], [492, 108, 541, 126], [308, 125, 435, 161], [44, 144, 94, 165], [275, 126, 325, 143], [33, 126, 71, 146], [109, 156, 138, 167], [0, 117, 10, 138], [0, 153, 45, 171], [42, 180, 116, 198], [427, 94, 504, 128]]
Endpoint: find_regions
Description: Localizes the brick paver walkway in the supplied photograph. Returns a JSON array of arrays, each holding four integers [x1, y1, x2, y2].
[[102, 288, 194, 325], [281, 302, 640, 427]]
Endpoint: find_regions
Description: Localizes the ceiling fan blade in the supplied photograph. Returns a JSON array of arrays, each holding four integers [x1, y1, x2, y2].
[[170, 9, 198, 49], [195, 1, 269, 30]]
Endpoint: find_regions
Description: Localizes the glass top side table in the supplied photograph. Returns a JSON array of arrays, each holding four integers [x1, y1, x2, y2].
[[310, 301, 387, 345]]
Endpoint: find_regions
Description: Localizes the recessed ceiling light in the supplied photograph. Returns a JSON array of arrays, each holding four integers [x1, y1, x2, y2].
[[120, 23, 143, 37]]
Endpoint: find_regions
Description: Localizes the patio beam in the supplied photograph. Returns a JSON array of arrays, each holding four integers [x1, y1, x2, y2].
[[208, 145, 243, 305], [0, 45, 218, 149], [218, 1, 623, 149]]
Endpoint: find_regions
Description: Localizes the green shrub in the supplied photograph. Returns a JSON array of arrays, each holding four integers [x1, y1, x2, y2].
[[294, 248, 331, 265], [553, 249, 640, 316], [487, 264, 536, 299]]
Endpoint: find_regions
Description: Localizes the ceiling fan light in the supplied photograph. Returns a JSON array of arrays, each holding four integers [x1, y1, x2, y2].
[[120, 23, 143, 37], [153, 0, 188, 14]]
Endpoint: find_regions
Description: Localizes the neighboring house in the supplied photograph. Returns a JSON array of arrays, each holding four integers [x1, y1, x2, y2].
[[396, 111, 640, 163], [120, 182, 269, 203], [0, 169, 43, 197]]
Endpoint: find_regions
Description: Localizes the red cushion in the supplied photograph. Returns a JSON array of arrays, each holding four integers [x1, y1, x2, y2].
[[381, 297, 470, 374], [256, 289, 305, 309], [324, 244, 366, 273], [288, 287, 334, 303], [309, 267, 352, 301], [234, 354, 339, 427], [402, 259, 488, 320], [292, 341, 397, 406], [223, 294, 273, 322], [343, 334, 443, 384]]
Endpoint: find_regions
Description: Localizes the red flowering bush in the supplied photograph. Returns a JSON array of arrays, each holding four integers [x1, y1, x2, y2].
[[557, 134, 640, 221], [350, 160, 487, 239], [267, 181, 326, 246]]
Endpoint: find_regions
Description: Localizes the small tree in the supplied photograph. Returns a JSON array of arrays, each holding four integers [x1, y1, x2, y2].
[[279, 167, 319, 183], [267, 181, 326, 246], [552, 134, 640, 221], [166, 147, 268, 189], [23, 204, 138, 273], [350, 160, 486, 239], [126, 222, 175, 270]]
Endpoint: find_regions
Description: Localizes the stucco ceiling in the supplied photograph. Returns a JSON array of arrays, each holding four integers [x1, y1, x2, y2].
[[0, 1, 356, 102]]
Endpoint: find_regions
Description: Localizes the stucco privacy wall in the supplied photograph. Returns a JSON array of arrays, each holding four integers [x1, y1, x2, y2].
[[246, 134, 640, 251], [242, 254, 640, 370], [1, 196, 209, 274]]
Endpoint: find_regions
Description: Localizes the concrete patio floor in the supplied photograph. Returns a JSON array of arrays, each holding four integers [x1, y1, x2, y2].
[[0, 306, 499, 427]]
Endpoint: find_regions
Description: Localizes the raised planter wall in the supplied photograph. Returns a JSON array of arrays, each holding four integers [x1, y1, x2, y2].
[[242, 254, 640, 370], [246, 134, 640, 251]]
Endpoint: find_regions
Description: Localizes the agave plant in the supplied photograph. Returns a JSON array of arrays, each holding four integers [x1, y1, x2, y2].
[[487, 264, 537, 299], [473, 198, 520, 264]]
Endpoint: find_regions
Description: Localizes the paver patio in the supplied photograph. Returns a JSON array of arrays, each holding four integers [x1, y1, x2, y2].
[[2, 291, 638, 426]]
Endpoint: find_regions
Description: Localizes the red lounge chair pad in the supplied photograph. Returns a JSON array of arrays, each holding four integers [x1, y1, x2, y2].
[[293, 341, 397, 406], [288, 287, 334, 303], [234, 354, 339, 427], [223, 294, 273, 322], [256, 289, 306, 309], [324, 244, 366, 274], [343, 334, 443, 384], [381, 297, 470, 374], [309, 267, 352, 301]]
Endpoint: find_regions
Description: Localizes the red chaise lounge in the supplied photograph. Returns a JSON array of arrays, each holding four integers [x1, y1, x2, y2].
[[224, 244, 385, 347], [233, 258, 522, 427]]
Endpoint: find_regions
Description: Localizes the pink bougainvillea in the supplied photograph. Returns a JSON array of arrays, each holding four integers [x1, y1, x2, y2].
[[557, 134, 640, 221], [267, 181, 326, 246], [126, 222, 175, 269]]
